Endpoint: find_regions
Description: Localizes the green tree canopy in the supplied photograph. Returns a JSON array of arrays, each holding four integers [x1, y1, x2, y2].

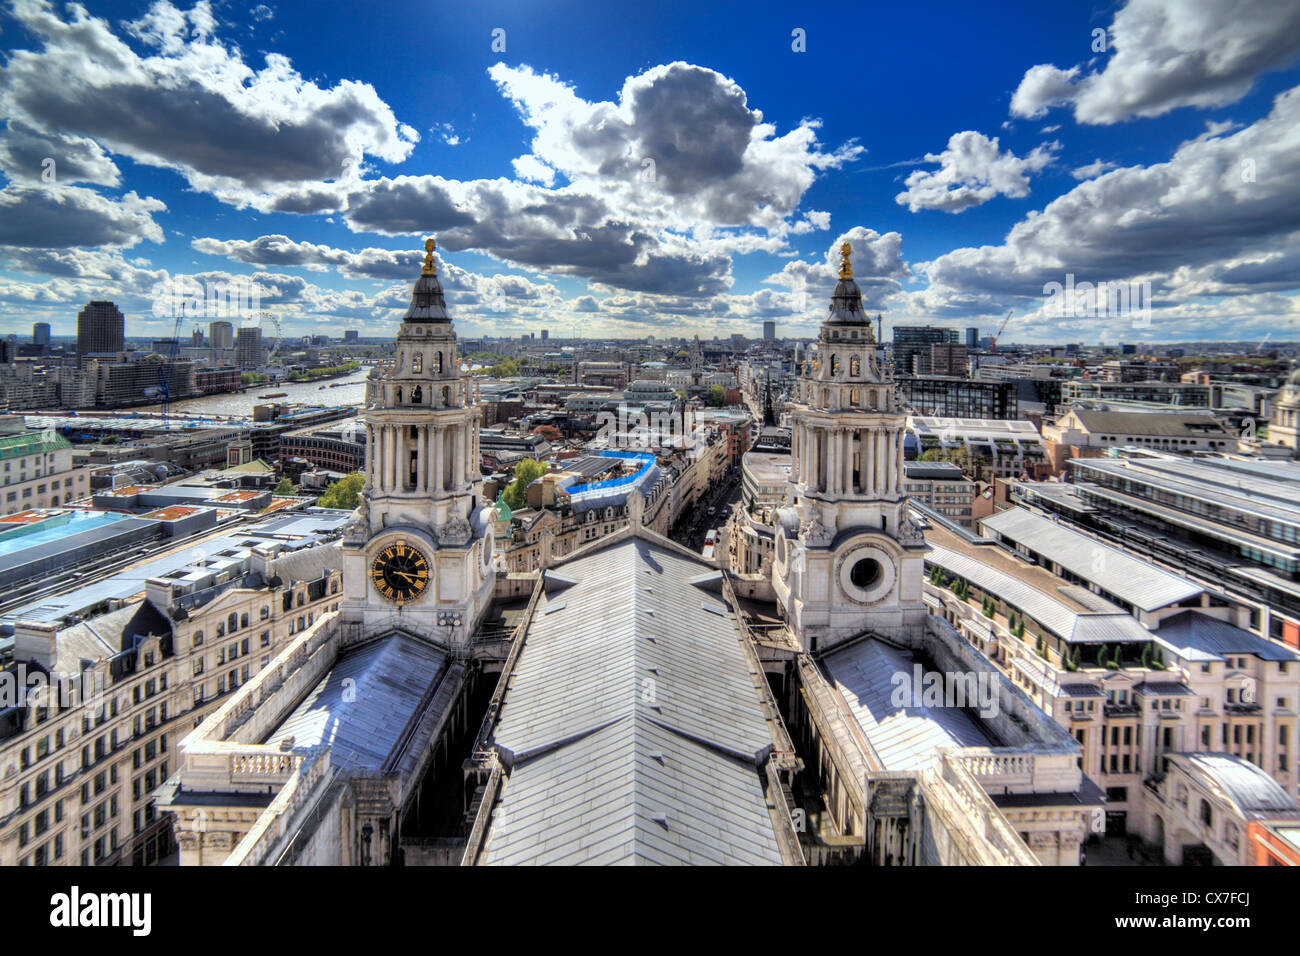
[[317, 472, 364, 510], [706, 384, 726, 407], [502, 458, 546, 511], [273, 477, 295, 495]]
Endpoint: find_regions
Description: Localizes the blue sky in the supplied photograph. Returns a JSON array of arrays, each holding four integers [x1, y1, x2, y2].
[[1, 0, 1298, 344]]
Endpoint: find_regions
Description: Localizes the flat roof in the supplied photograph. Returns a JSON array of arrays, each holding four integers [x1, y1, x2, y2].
[[1073, 456, 1300, 531], [4, 511, 348, 626], [823, 638, 993, 772], [743, 451, 794, 484], [980, 507, 1204, 612], [923, 523, 1154, 646]]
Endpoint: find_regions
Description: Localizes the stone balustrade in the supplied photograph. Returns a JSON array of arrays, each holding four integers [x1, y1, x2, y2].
[[225, 747, 334, 866]]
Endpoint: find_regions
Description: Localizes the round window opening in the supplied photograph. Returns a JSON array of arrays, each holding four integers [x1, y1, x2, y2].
[[850, 558, 882, 589]]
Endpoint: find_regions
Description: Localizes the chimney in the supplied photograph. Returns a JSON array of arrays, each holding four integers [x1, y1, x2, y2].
[[12, 621, 59, 669]]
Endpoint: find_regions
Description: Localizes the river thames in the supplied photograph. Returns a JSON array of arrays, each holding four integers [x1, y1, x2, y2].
[[134, 369, 370, 419]]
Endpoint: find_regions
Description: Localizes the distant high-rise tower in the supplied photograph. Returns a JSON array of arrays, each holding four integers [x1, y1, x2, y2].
[[32, 323, 50, 348], [76, 301, 125, 367], [209, 320, 234, 351], [191, 327, 204, 348], [344, 329, 360, 343], [763, 320, 776, 341], [966, 327, 979, 350], [235, 326, 264, 368], [773, 242, 927, 650], [540, 329, 549, 341]]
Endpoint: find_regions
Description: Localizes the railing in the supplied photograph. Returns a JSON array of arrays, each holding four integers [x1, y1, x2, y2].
[[953, 748, 1035, 789], [225, 746, 333, 866], [932, 754, 1040, 865], [230, 750, 303, 781]]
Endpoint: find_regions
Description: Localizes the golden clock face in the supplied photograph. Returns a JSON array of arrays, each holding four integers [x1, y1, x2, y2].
[[370, 541, 430, 605]]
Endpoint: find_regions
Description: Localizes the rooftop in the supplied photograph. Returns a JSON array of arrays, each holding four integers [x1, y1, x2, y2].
[[822, 638, 993, 771], [1170, 753, 1300, 817], [271, 633, 448, 773], [475, 532, 789, 866], [980, 507, 1204, 612], [1154, 609, 1300, 664]]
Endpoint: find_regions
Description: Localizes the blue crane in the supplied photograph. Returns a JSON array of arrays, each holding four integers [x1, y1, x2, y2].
[[156, 312, 185, 427]]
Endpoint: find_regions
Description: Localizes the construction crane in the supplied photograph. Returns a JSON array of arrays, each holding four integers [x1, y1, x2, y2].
[[991, 310, 1014, 353], [156, 312, 185, 427]]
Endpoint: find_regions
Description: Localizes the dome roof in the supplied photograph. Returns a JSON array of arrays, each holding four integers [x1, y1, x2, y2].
[[402, 238, 451, 322], [824, 241, 875, 339]]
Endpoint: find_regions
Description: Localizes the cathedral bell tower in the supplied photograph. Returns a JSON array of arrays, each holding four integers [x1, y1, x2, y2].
[[340, 239, 494, 640], [772, 242, 927, 651]]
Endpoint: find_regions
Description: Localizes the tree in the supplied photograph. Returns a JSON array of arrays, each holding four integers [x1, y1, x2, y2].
[[706, 384, 725, 407], [273, 477, 295, 495], [502, 458, 546, 511], [317, 472, 364, 510]]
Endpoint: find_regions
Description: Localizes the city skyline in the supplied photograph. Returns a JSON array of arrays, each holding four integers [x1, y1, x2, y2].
[[0, 0, 1297, 345]]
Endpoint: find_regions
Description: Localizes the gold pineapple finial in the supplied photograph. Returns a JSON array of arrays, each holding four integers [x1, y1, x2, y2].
[[422, 237, 437, 276], [838, 241, 853, 280]]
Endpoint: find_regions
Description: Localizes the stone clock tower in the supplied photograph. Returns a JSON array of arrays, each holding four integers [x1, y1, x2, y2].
[[340, 239, 495, 641], [772, 242, 927, 651]]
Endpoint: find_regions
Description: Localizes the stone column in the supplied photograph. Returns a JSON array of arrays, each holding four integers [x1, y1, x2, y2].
[[892, 430, 902, 496], [826, 430, 838, 496], [366, 424, 375, 488], [428, 425, 440, 493], [862, 427, 871, 494], [876, 430, 886, 497], [843, 431, 854, 495], [805, 426, 815, 491], [453, 425, 465, 492], [379, 429, 390, 496], [417, 425, 427, 494]]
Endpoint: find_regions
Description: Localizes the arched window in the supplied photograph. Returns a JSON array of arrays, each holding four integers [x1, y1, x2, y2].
[[434, 352, 443, 373], [227, 613, 238, 633], [411, 385, 423, 404], [831, 354, 841, 376], [850, 355, 861, 377], [395, 387, 403, 404], [240, 613, 249, 629], [412, 351, 423, 373]]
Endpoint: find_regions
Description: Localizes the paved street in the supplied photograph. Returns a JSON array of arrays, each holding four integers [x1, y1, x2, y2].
[[672, 464, 744, 553]]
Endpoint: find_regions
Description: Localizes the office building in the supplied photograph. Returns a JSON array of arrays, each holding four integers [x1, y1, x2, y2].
[[892, 325, 956, 377], [208, 321, 234, 351], [234, 326, 264, 369], [76, 301, 124, 367]]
